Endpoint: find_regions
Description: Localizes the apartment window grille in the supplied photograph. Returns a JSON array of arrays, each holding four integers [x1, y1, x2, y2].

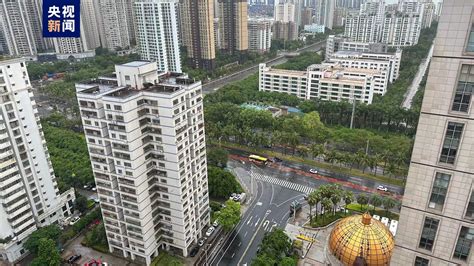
[[428, 173, 451, 211], [418, 217, 439, 251], [452, 65, 474, 112], [439, 122, 464, 164], [453, 227, 474, 261]]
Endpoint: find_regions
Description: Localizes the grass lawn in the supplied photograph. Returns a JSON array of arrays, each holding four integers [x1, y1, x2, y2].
[[218, 142, 405, 187], [151, 251, 183, 266], [346, 203, 400, 220], [310, 211, 351, 227]]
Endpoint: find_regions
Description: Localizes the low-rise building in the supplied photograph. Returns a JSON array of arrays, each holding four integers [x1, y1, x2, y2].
[[327, 50, 402, 83], [259, 62, 388, 104], [325, 35, 388, 60], [303, 24, 325, 34]]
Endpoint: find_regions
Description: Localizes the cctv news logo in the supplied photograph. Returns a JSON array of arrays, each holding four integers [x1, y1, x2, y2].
[[42, 0, 80, 38]]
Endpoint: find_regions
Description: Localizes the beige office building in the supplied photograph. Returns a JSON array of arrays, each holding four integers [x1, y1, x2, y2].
[[392, 1, 474, 265]]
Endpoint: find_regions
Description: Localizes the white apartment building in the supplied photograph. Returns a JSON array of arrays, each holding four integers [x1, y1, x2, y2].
[[344, 0, 428, 47], [392, 1, 474, 265], [134, 0, 182, 73], [315, 0, 334, 29], [0, 58, 75, 263], [76, 61, 209, 265], [81, 0, 101, 50], [97, 0, 133, 51], [0, 1, 37, 56], [248, 18, 272, 53], [328, 50, 402, 83], [381, 12, 422, 47], [259, 62, 388, 104]]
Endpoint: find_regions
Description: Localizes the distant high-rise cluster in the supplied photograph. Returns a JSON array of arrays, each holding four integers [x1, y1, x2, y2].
[[217, 0, 249, 55], [344, 0, 436, 47]]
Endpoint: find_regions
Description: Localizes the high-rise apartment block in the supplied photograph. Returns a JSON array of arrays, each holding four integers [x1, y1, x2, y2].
[[272, 21, 298, 41], [134, 0, 182, 73], [248, 18, 272, 53], [393, 1, 474, 265], [0, 1, 37, 56], [217, 0, 248, 55], [315, 0, 334, 29], [76, 61, 209, 265], [180, 0, 216, 70], [0, 58, 75, 263], [344, 0, 430, 47], [96, 0, 134, 51]]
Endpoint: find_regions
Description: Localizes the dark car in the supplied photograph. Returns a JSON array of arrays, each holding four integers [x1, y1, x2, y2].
[[273, 157, 283, 162], [67, 254, 82, 263], [189, 246, 200, 257]]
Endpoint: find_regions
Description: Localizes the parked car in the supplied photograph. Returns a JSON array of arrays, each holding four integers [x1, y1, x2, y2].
[[67, 254, 81, 263], [69, 216, 80, 225], [377, 185, 388, 192], [189, 246, 200, 257], [205, 226, 215, 237], [309, 169, 318, 174], [91, 186, 97, 191], [232, 194, 241, 202], [213, 219, 219, 227], [198, 237, 207, 247]]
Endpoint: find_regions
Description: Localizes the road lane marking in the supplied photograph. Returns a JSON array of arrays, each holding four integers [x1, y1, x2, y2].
[[244, 231, 248, 237], [246, 216, 253, 225], [263, 220, 269, 231], [231, 252, 235, 258], [237, 211, 271, 265], [254, 217, 261, 227], [238, 242, 242, 247]]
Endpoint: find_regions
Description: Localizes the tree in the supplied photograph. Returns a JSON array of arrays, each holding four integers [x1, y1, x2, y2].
[[256, 229, 293, 261], [370, 194, 383, 212], [24, 225, 61, 255], [343, 191, 354, 213], [30, 238, 61, 266], [280, 257, 297, 266], [330, 192, 342, 214], [207, 166, 242, 199], [356, 194, 369, 211], [218, 200, 241, 231], [382, 197, 397, 215], [321, 198, 332, 219], [207, 147, 229, 168], [74, 194, 88, 213], [84, 224, 108, 248]]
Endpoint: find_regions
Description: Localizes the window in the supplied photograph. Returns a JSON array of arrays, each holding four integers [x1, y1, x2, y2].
[[419, 217, 439, 251], [125, 75, 130, 81], [453, 227, 474, 261], [452, 65, 474, 112], [465, 192, 474, 220], [439, 122, 464, 164], [414, 256, 429, 266], [467, 23, 474, 52], [428, 172, 450, 211]]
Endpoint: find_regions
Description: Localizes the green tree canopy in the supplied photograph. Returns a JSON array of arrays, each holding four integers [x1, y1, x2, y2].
[[30, 238, 61, 266], [24, 225, 61, 255], [207, 147, 229, 168], [207, 166, 242, 199], [217, 200, 241, 231]]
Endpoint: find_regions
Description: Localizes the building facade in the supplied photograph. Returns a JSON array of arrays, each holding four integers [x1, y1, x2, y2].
[[217, 0, 248, 54], [393, 1, 474, 265], [81, 0, 102, 50], [315, 0, 334, 29], [76, 61, 209, 266], [248, 18, 272, 53], [259, 62, 388, 104], [0, 58, 75, 263], [272, 21, 298, 41], [381, 12, 422, 47], [325, 35, 388, 60], [96, 0, 134, 51], [180, 0, 216, 70], [134, 0, 182, 73], [0, 0, 37, 56]]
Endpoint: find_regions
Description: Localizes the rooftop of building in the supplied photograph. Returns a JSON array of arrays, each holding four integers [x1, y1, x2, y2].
[[120, 61, 151, 67], [78, 72, 199, 99], [332, 50, 395, 57], [262, 68, 307, 77]]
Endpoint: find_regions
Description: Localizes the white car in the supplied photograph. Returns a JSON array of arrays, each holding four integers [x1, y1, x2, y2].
[[69, 216, 80, 225], [377, 185, 388, 192], [205, 226, 215, 237], [198, 237, 207, 247], [213, 219, 219, 227], [309, 169, 318, 174]]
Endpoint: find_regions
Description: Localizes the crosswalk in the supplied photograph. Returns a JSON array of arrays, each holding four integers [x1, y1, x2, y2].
[[251, 172, 315, 195]]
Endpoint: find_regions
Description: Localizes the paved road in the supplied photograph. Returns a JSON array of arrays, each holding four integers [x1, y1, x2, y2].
[[206, 156, 402, 266], [202, 41, 326, 94], [401, 44, 434, 109]]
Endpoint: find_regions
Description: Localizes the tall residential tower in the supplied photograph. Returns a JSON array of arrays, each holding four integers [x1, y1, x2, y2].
[[0, 58, 75, 263], [393, 1, 474, 265], [76, 61, 209, 265], [217, 0, 248, 55], [180, 0, 216, 70]]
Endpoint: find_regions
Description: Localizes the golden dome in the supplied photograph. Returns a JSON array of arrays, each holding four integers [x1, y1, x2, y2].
[[328, 213, 395, 266]]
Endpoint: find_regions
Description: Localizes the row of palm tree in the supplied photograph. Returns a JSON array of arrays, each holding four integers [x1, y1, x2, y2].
[[306, 184, 353, 222], [306, 185, 400, 224]]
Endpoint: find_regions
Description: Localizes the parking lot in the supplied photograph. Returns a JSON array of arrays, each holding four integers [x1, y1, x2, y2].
[[63, 235, 140, 266]]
